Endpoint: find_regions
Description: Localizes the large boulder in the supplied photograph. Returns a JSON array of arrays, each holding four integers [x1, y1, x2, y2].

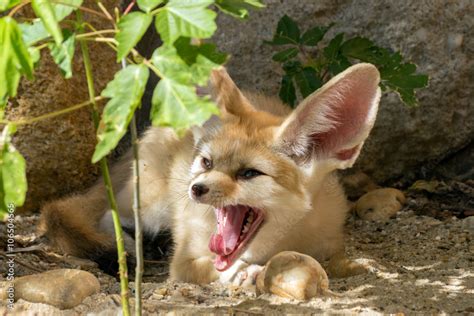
[[213, 0, 473, 182]]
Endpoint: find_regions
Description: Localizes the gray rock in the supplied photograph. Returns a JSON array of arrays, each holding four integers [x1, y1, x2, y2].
[[433, 141, 474, 181], [11, 269, 100, 309], [213, 0, 474, 182]]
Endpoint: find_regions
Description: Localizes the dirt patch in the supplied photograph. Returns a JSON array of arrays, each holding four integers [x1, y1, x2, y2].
[[1, 188, 473, 314], [405, 179, 474, 219]]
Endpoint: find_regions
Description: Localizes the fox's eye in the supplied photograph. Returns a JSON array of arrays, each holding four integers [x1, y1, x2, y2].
[[201, 157, 212, 170], [236, 168, 264, 180]]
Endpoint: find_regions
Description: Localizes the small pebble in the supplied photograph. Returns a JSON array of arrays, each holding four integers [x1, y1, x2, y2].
[[155, 287, 169, 296], [447, 33, 463, 50]]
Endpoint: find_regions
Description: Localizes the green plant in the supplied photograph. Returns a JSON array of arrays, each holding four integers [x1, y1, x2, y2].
[[265, 15, 429, 107], [0, 0, 264, 314]]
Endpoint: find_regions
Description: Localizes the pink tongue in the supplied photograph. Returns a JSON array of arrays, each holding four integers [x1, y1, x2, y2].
[[209, 205, 248, 256]]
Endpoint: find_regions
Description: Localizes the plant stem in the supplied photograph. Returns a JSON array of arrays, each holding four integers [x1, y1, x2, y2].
[[75, 29, 117, 39], [34, 43, 49, 50], [142, 58, 164, 78], [76, 36, 117, 44], [96, 1, 115, 23], [124, 58, 144, 316], [77, 11, 130, 316], [81, 23, 135, 64], [123, 0, 136, 15], [150, 7, 164, 15], [0, 97, 103, 126], [8, 1, 31, 17]]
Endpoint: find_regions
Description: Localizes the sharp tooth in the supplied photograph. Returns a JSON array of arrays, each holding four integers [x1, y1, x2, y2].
[[242, 223, 250, 234]]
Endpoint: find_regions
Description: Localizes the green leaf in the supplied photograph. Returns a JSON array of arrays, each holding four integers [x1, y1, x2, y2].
[[0, 0, 20, 12], [384, 73, 428, 106], [137, 0, 163, 13], [190, 55, 221, 86], [0, 124, 27, 209], [174, 37, 228, 65], [300, 24, 332, 46], [20, 0, 82, 45], [152, 45, 192, 84], [265, 14, 300, 45], [19, 20, 49, 46], [52, 0, 82, 21], [116, 12, 152, 61], [323, 33, 344, 60], [340, 36, 374, 60], [151, 78, 219, 131], [279, 74, 296, 107], [28, 47, 41, 65], [93, 64, 149, 163], [155, 40, 225, 86], [282, 60, 302, 76], [155, 0, 217, 44], [215, 0, 265, 19], [323, 33, 351, 76], [0, 17, 34, 107], [327, 55, 351, 75], [31, 0, 63, 45], [294, 67, 321, 98], [345, 43, 429, 106], [272, 47, 298, 62], [48, 31, 75, 78], [2, 144, 27, 207]]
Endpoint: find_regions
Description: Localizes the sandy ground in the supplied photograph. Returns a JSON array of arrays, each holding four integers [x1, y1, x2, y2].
[[1, 200, 473, 315]]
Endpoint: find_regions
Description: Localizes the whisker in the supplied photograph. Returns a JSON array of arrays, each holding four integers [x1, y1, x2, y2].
[[158, 192, 189, 213], [203, 204, 214, 218]]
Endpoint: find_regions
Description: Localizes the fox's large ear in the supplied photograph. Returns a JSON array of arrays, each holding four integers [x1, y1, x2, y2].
[[191, 114, 222, 145], [275, 63, 381, 169], [210, 67, 256, 117]]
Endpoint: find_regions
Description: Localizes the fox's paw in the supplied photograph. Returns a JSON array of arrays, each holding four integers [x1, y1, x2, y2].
[[234, 264, 264, 287], [170, 256, 219, 284], [219, 260, 263, 287], [327, 253, 368, 278]]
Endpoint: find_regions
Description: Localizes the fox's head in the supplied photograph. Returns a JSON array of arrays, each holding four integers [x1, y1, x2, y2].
[[188, 64, 381, 271]]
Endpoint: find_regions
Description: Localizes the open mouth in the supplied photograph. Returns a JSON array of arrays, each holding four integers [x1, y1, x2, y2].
[[208, 205, 264, 271]]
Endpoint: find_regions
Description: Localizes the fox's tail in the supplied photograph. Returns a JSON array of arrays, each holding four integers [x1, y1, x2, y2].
[[38, 153, 132, 262], [38, 183, 112, 256]]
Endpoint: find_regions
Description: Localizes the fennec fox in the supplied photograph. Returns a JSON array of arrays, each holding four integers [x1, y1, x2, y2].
[[39, 63, 381, 285]]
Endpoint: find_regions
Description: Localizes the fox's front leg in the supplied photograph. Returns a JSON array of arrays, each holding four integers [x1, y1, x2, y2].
[[326, 251, 367, 278], [219, 259, 264, 287], [169, 251, 219, 284]]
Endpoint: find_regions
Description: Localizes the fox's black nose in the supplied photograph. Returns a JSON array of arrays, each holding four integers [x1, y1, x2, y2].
[[191, 183, 209, 197]]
